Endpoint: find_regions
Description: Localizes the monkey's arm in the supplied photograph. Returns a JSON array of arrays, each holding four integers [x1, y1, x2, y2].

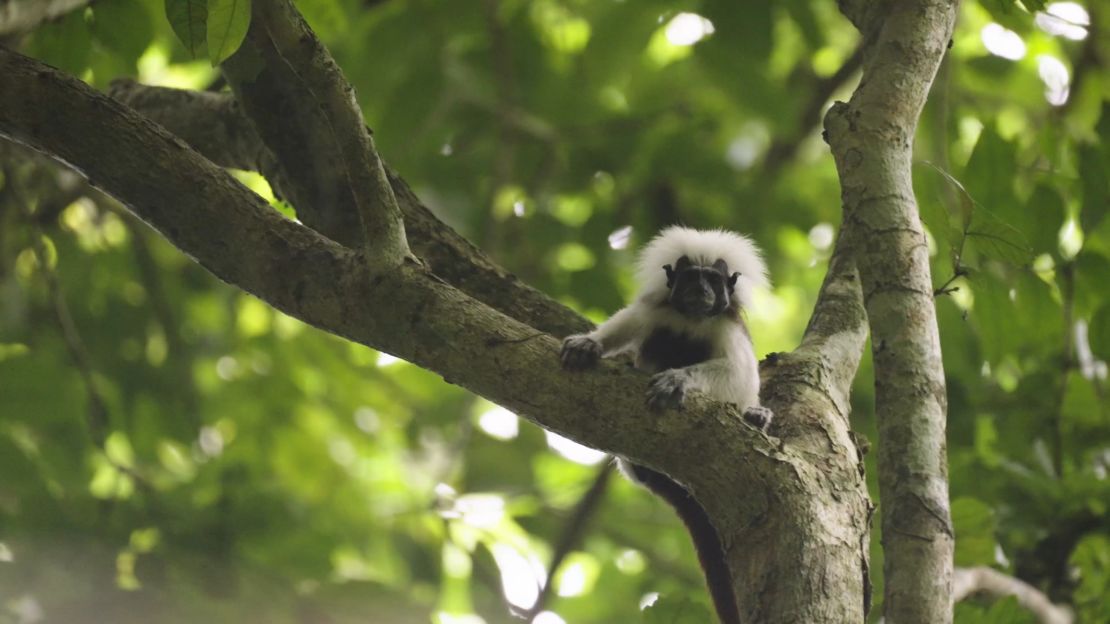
[[561, 304, 647, 369], [646, 356, 772, 428]]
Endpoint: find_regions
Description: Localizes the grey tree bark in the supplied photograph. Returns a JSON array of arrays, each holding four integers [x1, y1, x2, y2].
[[826, 0, 960, 622], [0, 0, 959, 620]]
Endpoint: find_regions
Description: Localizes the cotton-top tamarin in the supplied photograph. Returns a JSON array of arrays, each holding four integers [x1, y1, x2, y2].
[[560, 226, 771, 624]]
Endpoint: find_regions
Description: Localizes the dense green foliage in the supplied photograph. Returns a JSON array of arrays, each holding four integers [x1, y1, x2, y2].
[[1, 1, 1107, 622]]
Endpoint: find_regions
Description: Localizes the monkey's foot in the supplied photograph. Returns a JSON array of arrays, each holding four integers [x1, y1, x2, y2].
[[647, 369, 688, 411], [743, 406, 773, 431], [561, 335, 602, 370]]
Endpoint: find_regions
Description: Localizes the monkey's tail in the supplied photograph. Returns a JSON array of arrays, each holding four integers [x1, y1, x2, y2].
[[627, 464, 741, 624]]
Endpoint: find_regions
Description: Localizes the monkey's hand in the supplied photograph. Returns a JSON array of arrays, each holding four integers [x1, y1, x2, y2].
[[742, 406, 773, 431], [647, 369, 689, 411], [561, 335, 602, 370]]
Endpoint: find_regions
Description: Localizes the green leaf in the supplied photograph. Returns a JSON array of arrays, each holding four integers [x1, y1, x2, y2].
[[1018, 0, 1048, 12], [1078, 144, 1108, 232], [1089, 304, 1110, 362], [1021, 184, 1065, 254], [207, 0, 251, 66], [25, 11, 92, 76], [165, 0, 208, 58], [923, 159, 1033, 266], [965, 207, 1034, 266], [90, 0, 154, 65], [951, 497, 997, 567], [920, 161, 975, 231], [964, 125, 1017, 225]]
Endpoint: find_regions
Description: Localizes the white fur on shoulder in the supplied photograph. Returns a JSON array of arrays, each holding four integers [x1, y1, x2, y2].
[[635, 226, 769, 309]]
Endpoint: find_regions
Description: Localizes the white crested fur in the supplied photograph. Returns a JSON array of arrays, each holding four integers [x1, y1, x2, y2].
[[635, 226, 769, 310], [570, 226, 769, 410], [582, 305, 760, 408]]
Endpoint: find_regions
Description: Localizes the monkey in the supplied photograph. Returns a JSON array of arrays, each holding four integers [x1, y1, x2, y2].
[[560, 226, 771, 624]]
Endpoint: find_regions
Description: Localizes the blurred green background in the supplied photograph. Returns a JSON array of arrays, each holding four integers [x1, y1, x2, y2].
[[1, 1, 1108, 622]]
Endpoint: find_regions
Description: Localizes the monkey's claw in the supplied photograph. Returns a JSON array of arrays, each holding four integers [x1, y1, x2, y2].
[[647, 369, 688, 411], [743, 406, 773, 430], [561, 335, 602, 370]]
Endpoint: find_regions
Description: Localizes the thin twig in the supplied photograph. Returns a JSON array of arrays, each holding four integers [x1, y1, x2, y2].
[[523, 461, 615, 621]]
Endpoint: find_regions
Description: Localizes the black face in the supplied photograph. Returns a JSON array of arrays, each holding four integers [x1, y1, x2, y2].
[[662, 256, 741, 318]]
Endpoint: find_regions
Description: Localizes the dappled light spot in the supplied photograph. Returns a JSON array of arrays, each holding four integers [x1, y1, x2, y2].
[[533, 612, 567, 624], [555, 555, 598, 597], [808, 223, 835, 252], [477, 405, 519, 440], [198, 425, 224, 457], [554, 243, 596, 272], [328, 437, 356, 467], [1035, 3, 1089, 40], [491, 543, 545, 610], [215, 355, 240, 380], [1059, 218, 1083, 259], [354, 407, 381, 433], [664, 13, 715, 46], [608, 225, 633, 250], [376, 352, 402, 367], [639, 591, 660, 610], [457, 493, 507, 529], [1036, 55, 1070, 106], [616, 549, 646, 574], [980, 23, 1026, 61], [435, 612, 486, 624], [726, 123, 770, 171], [544, 431, 607, 465]]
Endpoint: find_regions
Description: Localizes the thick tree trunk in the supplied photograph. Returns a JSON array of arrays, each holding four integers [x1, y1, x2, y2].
[[826, 1, 960, 621]]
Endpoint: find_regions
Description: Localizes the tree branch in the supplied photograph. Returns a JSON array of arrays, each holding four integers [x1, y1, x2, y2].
[[0, 44, 794, 517], [524, 462, 614, 621], [0, 0, 88, 37], [954, 567, 1074, 624], [825, 0, 959, 621], [106, 80, 590, 338], [244, 0, 406, 262]]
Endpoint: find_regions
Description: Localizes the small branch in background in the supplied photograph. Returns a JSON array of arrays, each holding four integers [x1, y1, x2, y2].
[[954, 566, 1074, 624], [933, 267, 967, 297], [122, 211, 202, 432], [0, 0, 89, 38], [109, 81, 589, 336], [522, 461, 615, 622], [762, 44, 864, 178], [1053, 261, 1076, 478], [2, 162, 153, 493], [3, 166, 108, 445]]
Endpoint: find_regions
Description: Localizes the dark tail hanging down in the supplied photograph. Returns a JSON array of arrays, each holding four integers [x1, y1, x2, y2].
[[627, 463, 741, 624]]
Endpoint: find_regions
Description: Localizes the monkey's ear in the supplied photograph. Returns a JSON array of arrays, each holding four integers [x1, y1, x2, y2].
[[663, 264, 675, 287], [728, 272, 741, 290]]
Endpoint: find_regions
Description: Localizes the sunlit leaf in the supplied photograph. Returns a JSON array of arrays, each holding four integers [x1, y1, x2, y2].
[[207, 0, 251, 66], [166, 0, 208, 58]]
